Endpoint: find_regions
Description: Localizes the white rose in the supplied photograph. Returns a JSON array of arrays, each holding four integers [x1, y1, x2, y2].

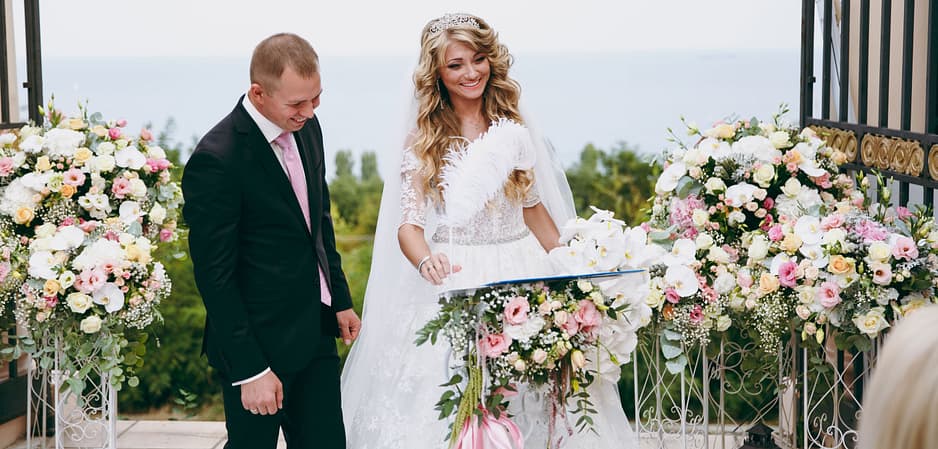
[[149, 202, 167, 224], [43, 128, 85, 158], [796, 305, 812, 320], [867, 241, 891, 262], [35, 223, 57, 239], [0, 133, 16, 146], [96, 142, 116, 155], [80, 315, 103, 334], [752, 164, 776, 188], [707, 246, 731, 264], [532, 349, 548, 364], [129, 178, 148, 199], [692, 209, 710, 228], [66, 293, 93, 313], [781, 178, 803, 197], [682, 148, 709, 166], [852, 307, 890, 337], [769, 131, 792, 148], [89, 155, 116, 173], [749, 236, 770, 261], [716, 315, 732, 332], [19, 134, 44, 153], [695, 233, 714, 250], [705, 177, 726, 193], [513, 359, 527, 372]]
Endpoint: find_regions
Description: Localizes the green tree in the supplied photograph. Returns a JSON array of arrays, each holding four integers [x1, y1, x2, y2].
[[565, 142, 661, 225]]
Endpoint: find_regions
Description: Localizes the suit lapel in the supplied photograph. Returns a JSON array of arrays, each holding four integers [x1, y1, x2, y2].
[[233, 104, 311, 235]]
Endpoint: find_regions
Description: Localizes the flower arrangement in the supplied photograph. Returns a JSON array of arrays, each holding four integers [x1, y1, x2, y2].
[[416, 207, 651, 448], [0, 102, 183, 391], [643, 106, 938, 367]]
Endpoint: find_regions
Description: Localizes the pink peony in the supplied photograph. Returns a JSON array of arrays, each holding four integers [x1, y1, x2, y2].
[[503, 296, 530, 325], [892, 236, 919, 261], [75, 268, 107, 294], [777, 261, 800, 288], [817, 281, 842, 308], [479, 333, 511, 358]]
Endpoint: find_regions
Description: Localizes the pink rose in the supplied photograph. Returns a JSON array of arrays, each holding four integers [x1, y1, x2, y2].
[[111, 178, 131, 198], [503, 296, 530, 325], [63, 168, 86, 186], [561, 315, 580, 337], [159, 229, 174, 242], [821, 214, 845, 231], [479, 333, 511, 358], [59, 217, 75, 227], [0, 157, 15, 176], [689, 305, 704, 324], [108, 128, 122, 140], [146, 158, 171, 173], [105, 230, 120, 241], [573, 300, 602, 334], [817, 281, 842, 308], [140, 128, 153, 141], [665, 287, 681, 304], [768, 224, 784, 242], [737, 271, 754, 288], [892, 236, 919, 261], [777, 261, 800, 288], [116, 119, 128, 128]]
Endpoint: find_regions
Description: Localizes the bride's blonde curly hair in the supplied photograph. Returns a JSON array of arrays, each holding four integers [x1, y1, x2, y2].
[[412, 14, 533, 205]]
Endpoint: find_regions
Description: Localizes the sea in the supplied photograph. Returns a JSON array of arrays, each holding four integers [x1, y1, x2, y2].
[[15, 49, 800, 175]]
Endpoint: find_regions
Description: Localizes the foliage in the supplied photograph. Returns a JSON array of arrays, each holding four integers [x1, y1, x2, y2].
[[565, 142, 661, 225]]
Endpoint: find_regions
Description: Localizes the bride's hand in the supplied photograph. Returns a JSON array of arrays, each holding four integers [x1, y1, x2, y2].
[[419, 253, 462, 285]]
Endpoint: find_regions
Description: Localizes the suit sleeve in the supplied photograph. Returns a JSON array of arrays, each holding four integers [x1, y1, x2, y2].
[[319, 167, 354, 312], [182, 150, 268, 380]]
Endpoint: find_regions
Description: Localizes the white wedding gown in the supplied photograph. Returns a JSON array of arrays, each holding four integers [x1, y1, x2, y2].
[[341, 122, 638, 448]]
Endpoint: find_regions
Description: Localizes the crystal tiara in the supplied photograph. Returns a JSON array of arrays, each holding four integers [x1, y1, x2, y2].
[[428, 13, 481, 34]]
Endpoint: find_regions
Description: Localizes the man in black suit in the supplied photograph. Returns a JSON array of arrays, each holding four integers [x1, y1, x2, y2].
[[182, 33, 361, 449]]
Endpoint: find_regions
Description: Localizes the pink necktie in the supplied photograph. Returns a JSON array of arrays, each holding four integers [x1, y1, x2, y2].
[[274, 132, 332, 306]]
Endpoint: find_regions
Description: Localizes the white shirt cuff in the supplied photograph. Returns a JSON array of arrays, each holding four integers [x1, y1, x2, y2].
[[231, 367, 271, 386]]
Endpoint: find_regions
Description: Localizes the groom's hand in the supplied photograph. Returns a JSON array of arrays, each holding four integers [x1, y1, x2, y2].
[[336, 309, 361, 345], [241, 371, 283, 416]]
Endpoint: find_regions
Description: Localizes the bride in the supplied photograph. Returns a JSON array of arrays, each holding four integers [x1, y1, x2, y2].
[[341, 13, 638, 448]]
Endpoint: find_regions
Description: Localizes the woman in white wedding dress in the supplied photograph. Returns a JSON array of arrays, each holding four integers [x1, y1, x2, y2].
[[341, 13, 638, 449]]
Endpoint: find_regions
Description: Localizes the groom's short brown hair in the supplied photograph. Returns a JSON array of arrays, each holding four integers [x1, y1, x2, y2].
[[250, 33, 320, 91]]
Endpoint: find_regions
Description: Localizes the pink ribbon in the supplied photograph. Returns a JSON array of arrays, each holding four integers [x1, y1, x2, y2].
[[454, 409, 524, 449]]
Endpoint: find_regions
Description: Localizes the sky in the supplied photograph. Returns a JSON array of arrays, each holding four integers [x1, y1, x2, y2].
[[12, 0, 802, 58]]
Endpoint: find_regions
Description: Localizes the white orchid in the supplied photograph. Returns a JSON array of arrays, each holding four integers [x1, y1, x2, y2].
[[28, 251, 58, 280], [50, 226, 86, 251], [724, 182, 758, 208], [93, 283, 125, 313], [794, 216, 823, 246], [115, 146, 147, 170], [119, 201, 145, 224], [71, 239, 125, 271], [664, 264, 699, 297], [660, 238, 697, 267], [655, 161, 687, 194], [731, 135, 782, 162]]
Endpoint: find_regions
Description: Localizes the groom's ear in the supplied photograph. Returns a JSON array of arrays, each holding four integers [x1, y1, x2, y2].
[[248, 83, 266, 105]]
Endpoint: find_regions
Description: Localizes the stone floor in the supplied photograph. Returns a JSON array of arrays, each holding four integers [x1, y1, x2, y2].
[[5, 420, 285, 449]]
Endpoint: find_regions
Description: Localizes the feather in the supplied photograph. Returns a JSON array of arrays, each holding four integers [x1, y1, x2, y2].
[[439, 119, 536, 225]]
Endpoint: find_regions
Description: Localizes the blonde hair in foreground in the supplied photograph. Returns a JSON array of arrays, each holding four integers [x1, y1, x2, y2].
[[412, 14, 532, 204], [857, 305, 938, 449]]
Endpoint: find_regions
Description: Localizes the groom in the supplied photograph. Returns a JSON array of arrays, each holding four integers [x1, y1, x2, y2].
[[182, 33, 360, 449]]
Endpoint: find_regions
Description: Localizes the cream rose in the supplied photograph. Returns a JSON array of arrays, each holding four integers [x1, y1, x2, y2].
[[67, 293, 93, 313], [80, 315, 103, 334], [752, 164, 775, 187]]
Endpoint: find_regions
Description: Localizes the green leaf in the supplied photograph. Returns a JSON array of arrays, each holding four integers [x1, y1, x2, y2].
[[662, 329, 683, 342], [665, 354, 688, 374], [660, 340, 683, 360]]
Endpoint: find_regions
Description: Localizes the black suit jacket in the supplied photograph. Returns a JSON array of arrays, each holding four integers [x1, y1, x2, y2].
[[182, 98, 353, 382]]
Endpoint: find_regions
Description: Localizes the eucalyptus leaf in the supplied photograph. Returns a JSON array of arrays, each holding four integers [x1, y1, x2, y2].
[[665, 354, 688, 374]]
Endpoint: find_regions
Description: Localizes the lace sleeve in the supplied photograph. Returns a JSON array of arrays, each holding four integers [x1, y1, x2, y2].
[[523, 172, 541, 208], [399, 147, 427, 228]]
